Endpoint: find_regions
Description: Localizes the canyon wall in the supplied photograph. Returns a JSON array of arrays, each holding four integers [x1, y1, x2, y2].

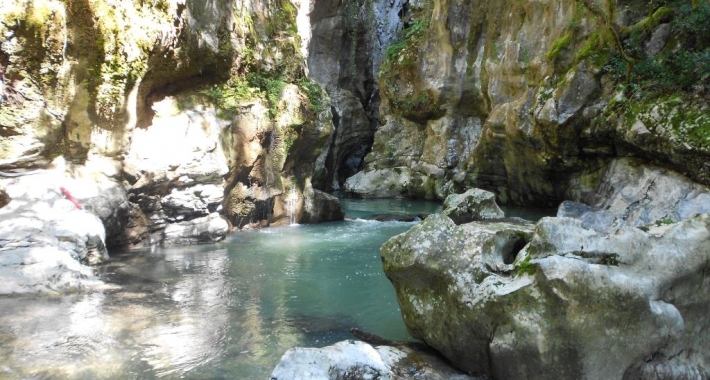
[[0, 0, 342, 253], [346, 0, 710, 206]]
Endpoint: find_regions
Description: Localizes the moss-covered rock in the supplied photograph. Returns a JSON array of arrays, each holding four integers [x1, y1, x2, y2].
[[348, 0, 710, 205]]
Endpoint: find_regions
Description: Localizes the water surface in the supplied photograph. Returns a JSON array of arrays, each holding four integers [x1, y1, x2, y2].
[[0, 199, 441, 380]]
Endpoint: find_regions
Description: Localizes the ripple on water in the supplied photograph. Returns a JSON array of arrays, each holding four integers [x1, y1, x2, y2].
[[0, 199, 445, 379]]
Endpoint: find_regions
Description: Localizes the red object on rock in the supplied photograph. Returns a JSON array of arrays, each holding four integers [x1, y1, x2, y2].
[[59, 186, 83, 210]]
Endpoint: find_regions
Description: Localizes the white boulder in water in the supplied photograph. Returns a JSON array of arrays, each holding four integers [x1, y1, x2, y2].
[[0, 171, 110, 294], [271, 340, 475, 380]]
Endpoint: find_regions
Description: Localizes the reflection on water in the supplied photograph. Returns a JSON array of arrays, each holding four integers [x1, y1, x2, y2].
[[0, 199, 443, 379]]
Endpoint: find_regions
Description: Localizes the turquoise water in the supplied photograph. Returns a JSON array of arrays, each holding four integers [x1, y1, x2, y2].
[[0, 199, 442, 380]]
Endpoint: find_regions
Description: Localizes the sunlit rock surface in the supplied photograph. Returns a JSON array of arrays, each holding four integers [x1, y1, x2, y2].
[[0, 0, 344, 252], [0, 165, 116, 294], [271, 340, 475, 380], [162, 213, 229, 246], [442, 188, 504, 224], [382, 182, 710, 379], [571, 158, 710, 227], [346, 0, 710, 203], [344, 168, 414, 198], [123, 95, 230, 247]]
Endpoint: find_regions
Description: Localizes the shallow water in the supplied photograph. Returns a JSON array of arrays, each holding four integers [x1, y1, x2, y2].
[[0, 199, 443, 380]]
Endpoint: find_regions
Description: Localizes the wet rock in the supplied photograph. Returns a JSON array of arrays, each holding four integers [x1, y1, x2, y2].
[[271, 340, 476, 380], [370, 213, 429, 222], [381, 210, 710, 379], [442, 188, 504, 224], [300, 189, 345, 224], [161, 213, 228, 246]]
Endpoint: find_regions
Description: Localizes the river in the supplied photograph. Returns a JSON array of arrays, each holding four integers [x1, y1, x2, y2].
[[0, 199, 444, 379]]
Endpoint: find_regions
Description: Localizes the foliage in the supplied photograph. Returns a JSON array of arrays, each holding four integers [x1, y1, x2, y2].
[[515, 255, 536, 276], [298, 78, 327, 114], [379, 16, 435, 120], [599, 2, 710, 96], [655, 217, 676, 226], [202, 72, 288, 118], [247, 73, 287, 117], [202, 75, 256, 112]]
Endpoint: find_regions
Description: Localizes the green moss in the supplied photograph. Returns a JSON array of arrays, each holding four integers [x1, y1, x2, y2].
[[298, 78, 327, 114], [575, 31, 611, 66], [655, 217, 675, 226], [624, 6, 673, 38], [202, 72, 289, 118], [546, 33, 573, 60], [379, 17, 428, 86], [264, 0, 298, 38], [202, 74, 258, 114], [515, 255, 536, 276], [569, 1, 585, 30]]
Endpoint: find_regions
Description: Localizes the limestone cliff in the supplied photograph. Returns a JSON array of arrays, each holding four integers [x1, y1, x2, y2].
[[0, 0, 342, 253], [346, 0, 710, 206]]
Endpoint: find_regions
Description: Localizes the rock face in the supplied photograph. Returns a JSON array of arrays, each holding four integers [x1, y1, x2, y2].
[[381, 169, 710, 379], [346, 0, 710, 204], [0, 0, 348, 293], [121, 95, 231, 246], [271, 340, 475, 380], [308, 0, 380, 190], [0, 0, 345, 248]]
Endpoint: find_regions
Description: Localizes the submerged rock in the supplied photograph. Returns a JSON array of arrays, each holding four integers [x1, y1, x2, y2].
[[370, 213, 429, 222], [381, 210, 710, 379], [271, 340, 475, 380]]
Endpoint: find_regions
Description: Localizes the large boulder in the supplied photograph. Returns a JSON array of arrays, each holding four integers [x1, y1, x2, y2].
[[0, 169, 112, 294], [381, 211, 710, 380], [381, 214, 535, 376], [344, 168, 414, 198], [585, 158, 710, 227], [271, 340, 475, 380], [299, 188, 345, 224], [161, 212, 229, 246], [442, 188, 504, 224]]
